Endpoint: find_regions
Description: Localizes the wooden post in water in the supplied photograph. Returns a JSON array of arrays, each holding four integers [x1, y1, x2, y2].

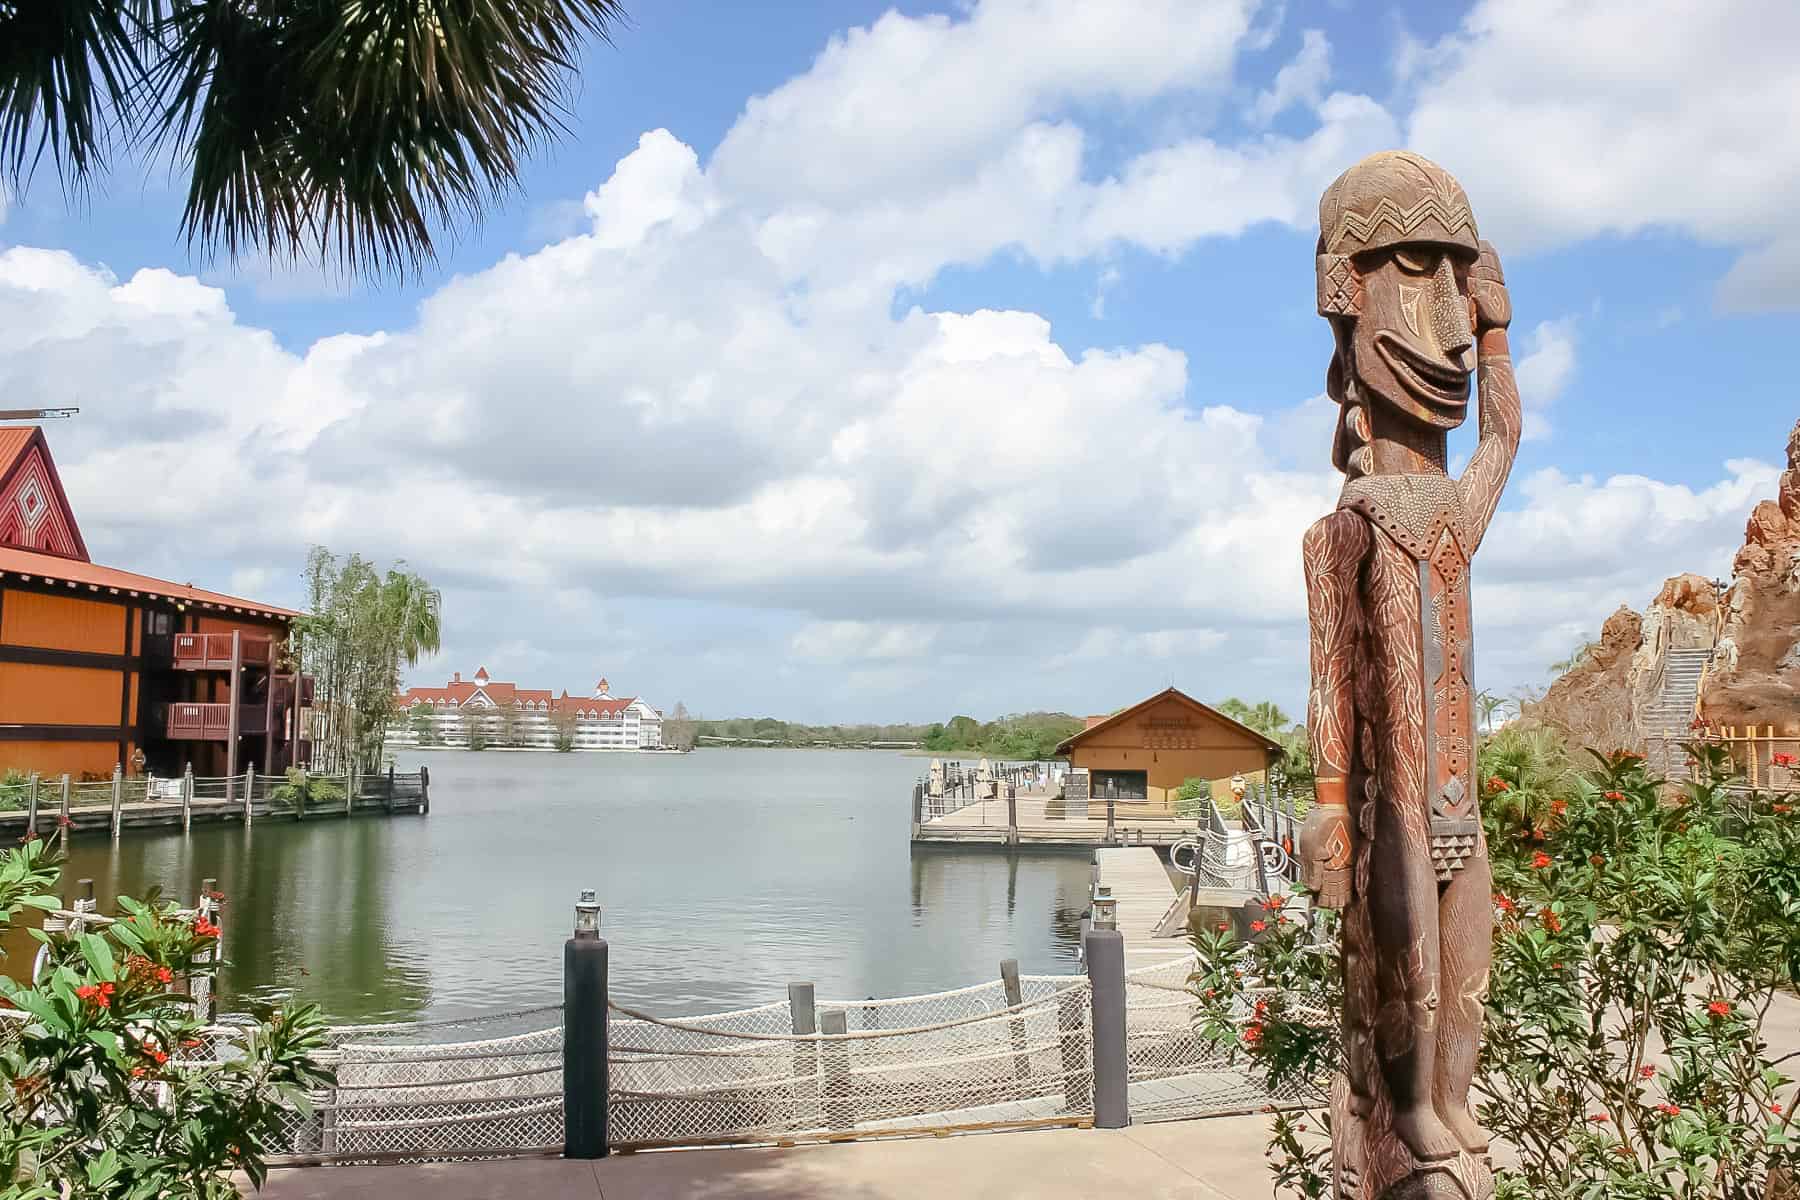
[[59, 774, 71, 829], [820, 1009, 853, 1130], [244, 762, 255, 827], [24, 774, 38, 839], [181, 764, 193, 833], [789, 982, 818, 1128], [386, 763, 396, 814], [110, 764, 123, 840], [419, 764, 430, 814], [910, 782, 923, 840], [1105, 792, 1116, 845], [1057, 983, 1090, 1112], [1006, 784, 1018, 847], [1001, 958, 1030, 1080]]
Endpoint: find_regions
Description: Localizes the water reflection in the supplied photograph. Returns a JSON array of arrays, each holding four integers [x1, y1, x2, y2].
[[4, 751, 1092, 1022]]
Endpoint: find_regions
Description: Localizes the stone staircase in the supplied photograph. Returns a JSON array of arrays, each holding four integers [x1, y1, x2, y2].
[[1645, 646, 1712, 774]]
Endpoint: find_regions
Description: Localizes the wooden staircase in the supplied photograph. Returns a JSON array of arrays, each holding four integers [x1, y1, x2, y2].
[[1646, 646, 1712, 775]]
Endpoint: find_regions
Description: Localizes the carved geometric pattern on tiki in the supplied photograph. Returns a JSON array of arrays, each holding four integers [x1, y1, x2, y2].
[[1319, 254, 1363, 315], [1341, 473, 1471, 562]]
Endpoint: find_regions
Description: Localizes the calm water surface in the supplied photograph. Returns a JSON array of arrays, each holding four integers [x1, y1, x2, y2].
[[4, 750, 1092, 1022]]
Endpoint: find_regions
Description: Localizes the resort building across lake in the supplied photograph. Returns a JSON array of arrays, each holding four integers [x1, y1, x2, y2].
[[391, 668, 664, 751]]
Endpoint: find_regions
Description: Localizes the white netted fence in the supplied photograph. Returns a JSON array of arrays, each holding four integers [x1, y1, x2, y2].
[[608, 974, 1093, 1146], [1123, 954, 1328, 1123], [6, 948, 1319, 1164]]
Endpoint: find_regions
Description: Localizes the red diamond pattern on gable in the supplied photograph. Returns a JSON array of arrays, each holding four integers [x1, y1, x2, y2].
[[0, 433, 88, 561]]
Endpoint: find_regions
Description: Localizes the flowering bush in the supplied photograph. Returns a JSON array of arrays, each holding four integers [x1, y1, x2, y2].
[[0, 838, 332, 1197], [1191, 739, 1800, 1198]]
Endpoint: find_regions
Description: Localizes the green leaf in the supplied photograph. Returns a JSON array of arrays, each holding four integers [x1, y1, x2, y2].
[[78, 931, 116, 979]]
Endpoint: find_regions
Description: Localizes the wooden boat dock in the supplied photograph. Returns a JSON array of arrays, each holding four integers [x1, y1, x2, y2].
[[910, 770, 1201, 851]]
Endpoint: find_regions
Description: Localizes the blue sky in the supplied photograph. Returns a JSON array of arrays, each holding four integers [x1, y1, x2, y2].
[[1, 0, 1793, 724]]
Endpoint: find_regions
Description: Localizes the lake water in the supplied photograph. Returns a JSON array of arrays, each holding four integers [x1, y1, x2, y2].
[[3, 750, 1095, 1022]]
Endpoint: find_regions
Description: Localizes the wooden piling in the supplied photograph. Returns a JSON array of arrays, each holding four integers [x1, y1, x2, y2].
[[244, 762, 256, 826], [420, 764, 430, 814], [24, 773, 38, 838], [58, 774, 71, 827], [181, 764, 193, 833], [1006, 785, 1018, 847], [789, 982, 819, 1125], [820, 1009, 853, 1129], [1001, 959, 1030, 1080], [386, 763, 396, 813], [110, 764, 123, 840]]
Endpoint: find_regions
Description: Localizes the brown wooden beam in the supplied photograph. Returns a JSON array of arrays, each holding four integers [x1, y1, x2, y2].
[[0, 643, 138, 672], [0, 724, 133, 741]]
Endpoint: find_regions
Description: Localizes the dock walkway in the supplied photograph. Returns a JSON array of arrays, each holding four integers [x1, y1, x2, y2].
[[1092, 846, 1190, 967], [914, 790, 1200, 850]]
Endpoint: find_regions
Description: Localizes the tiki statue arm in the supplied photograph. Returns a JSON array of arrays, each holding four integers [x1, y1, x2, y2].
[[1455, 240, 1521, 552], [1298, 508, 1370, 909]]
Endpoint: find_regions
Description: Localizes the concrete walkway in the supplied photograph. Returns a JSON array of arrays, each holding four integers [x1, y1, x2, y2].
[[255, 1114, 1275, 1200]]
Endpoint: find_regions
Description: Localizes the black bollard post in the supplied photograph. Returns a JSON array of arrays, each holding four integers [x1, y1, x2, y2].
[[563, 889, 609, 1158], [1083, 921, 1129, 1129]]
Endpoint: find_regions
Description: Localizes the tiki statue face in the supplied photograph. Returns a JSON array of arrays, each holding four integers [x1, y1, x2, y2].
[[1317, 151, 1482, 439]]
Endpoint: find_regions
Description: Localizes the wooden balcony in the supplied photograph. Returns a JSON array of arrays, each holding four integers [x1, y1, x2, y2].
[[163, 702, 268, 741], [171, 633, 274, 671]]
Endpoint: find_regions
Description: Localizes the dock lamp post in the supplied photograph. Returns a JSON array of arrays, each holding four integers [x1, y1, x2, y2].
[[1091, 884, 1118, 931], [563, 888, 609, 1159]]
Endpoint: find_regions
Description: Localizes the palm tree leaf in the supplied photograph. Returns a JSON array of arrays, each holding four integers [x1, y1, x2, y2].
[[0, 0, 155, 193], [152, 0, 627, 278]]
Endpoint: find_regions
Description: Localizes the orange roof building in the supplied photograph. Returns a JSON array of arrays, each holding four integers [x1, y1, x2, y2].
[[1052, 687, 1282, 809], [394, 669, 663, 751], [0, 427, 311, 779]]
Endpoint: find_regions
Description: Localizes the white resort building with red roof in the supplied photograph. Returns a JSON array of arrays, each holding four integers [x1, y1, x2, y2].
[[389, 669, 664, 751]]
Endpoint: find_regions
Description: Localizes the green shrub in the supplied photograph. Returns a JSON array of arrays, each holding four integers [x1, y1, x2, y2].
[[0, 837, 332, 1194], [1192, 741, 1800, 1197]]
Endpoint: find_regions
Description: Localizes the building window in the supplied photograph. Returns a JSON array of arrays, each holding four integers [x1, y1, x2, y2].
[[1090, 770, 1148, 800]]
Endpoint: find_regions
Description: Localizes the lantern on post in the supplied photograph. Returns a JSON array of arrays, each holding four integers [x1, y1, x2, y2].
[[573, 888, 602, 938], [1091, 884, 1118, 931]]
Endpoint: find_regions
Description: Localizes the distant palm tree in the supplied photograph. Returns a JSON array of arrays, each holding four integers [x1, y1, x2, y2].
[[1, 0, 626, 276], [1549, 637, 1601, 676], [1217, 697, 1296, 737]]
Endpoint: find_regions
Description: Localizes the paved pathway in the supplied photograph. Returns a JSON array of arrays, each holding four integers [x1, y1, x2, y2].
[[255, 1114, 1275, 1200]]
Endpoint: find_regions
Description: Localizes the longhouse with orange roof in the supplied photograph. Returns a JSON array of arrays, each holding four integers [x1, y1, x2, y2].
[[0, 427, 312, 780]]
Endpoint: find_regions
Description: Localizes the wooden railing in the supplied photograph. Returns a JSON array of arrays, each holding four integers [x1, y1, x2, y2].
[[163, 702, 268, 740], [1660, 724, 1800, 790], [172, 633, 274, 670]]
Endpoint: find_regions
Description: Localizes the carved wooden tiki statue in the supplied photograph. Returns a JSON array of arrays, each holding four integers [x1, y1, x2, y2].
[[1298, 151, 1520, 1200]]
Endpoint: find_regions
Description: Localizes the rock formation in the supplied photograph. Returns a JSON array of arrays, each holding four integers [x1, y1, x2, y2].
[[1527, 605, 1644, 750], [1705, 420, 1800, 735], [1529, 418, 1800, 747]]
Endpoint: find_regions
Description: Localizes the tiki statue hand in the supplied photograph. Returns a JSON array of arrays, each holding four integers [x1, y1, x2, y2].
[[1299, 803, 1353, 909], [1471, 239, 1510, 333]]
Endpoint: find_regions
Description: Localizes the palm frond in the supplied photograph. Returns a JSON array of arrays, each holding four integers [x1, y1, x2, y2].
[[0, 0, 153, 193], [153, 0, 628, 278]]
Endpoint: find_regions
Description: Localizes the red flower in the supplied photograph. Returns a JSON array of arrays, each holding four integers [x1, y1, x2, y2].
[[1657, 1103, 1680, 1117], [1494, 894, 1517, 914], [1590, 854, 1606, 868], [1588, 1113, 1609, 1123], [1532, 852, 1552, 869], [1250, 920, 1267, 933], [1775, 804, 1793, 815], [192, 916, 220, 940], [1639, 1065, 1656, 1080], [1532, 829, 1547, 842], [1707, 1000, 1733, 1019], [1242, 1024, 1263, 1046], [1551, 962, 1563, 970], [155, 966, 173, 985], [1485, 776, 1510, 794], [1263, 894, 1286, 912], [1215, 922, 1229, 932], [1603, 790, 1625, 802], [1550, 799, 1568, 816], [1773, 1104, 1786, 1115], [1540, 909, 1563, 934], [1773, 753, 1796, 768]]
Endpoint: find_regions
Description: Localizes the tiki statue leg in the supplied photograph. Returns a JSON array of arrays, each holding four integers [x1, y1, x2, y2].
[[1366, 799, 1460, 1162], [1433, 852, 1492, 1154]]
